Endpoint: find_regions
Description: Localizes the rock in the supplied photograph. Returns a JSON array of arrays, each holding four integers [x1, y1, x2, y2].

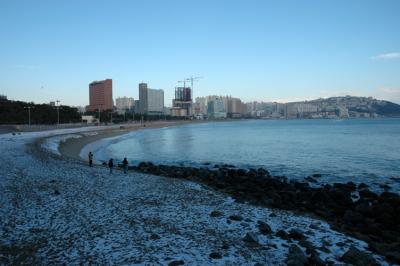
[[257, 168, 270, 177], [210, 210, 223, 217], [358, 183, 369, 190], [276, 230, 289, 240], [336, 242, 345, 247], [286, 244, 307, 266], [343, 210, 364, 225], [205, 229, 216, 235], [346, 181, 357, 191], [209, 252, 222, 259], [380, 191, 398, 198], [150, 233, 160, 240], [288, 229, 306, 241], [359, 189, 378, 200], [298, 239, 314, 251], [317, 245, 331, 253], [312, 173, 322, 178], [305, 176, 318, 183], [168, 260, 185, 266], [228, 215, 243, 221], [221, 243, 229, 250], [309, 251, 325, 266], [379, 184, 391, 190], [309, 223, 319, 230], [340, 247, 379, 266], [243, 232, 259, 245], [257, 221, 273, 235]]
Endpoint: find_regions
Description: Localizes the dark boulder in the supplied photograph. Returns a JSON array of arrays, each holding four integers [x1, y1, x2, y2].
[[343, 210, 364, 225], [210, 210, 224, 218], [340, 247, 379, 266], [209, 252, 222, 259], [276, 230, 289, 240], [288, 229, 306, 241], [257, 168, 270, 177], [257, 221, 273, 235], [286, 244, 307, 266], [228, 215, 243, 221], [243, 232, 259, 245], [305, 176, 318, 183], [168, 260, 185, 266]]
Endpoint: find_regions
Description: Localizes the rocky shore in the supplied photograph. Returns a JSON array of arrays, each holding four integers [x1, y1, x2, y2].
[[129, 162, 400, 264], [4, 129, 391, 265]]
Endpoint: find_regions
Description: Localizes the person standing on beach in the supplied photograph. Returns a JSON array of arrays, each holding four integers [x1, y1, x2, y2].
[[108, 158, 114, 174], [88, 152, 93, 167], [122, 157, 128, 174]]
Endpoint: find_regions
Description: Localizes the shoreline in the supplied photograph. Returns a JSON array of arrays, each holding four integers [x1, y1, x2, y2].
[[58, 120, 203, 162]]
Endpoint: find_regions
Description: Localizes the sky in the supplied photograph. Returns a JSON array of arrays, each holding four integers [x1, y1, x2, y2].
[[0, 0, 399, 106]]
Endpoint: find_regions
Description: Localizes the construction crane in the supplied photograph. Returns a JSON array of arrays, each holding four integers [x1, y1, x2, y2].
[[177, 79, 187, 87], [185, 76, 203, 101]]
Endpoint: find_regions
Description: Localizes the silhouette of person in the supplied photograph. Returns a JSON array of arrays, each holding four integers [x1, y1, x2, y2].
[[88, 152, 93, 167], [122, 157, 128, 174], [108, 158, 114, 174]]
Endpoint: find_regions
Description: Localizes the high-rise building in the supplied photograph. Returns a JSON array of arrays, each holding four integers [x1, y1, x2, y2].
[[171, 87, 193, 117], [138, 83, 164, 114], [116, 97, 134, 111], [207, 97, 227, 119], [87, 79, 113, 111], [227, 97, 246, 117]]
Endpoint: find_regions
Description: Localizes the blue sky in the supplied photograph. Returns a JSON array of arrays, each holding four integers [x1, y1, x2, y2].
[[0, 0, 399, 106]]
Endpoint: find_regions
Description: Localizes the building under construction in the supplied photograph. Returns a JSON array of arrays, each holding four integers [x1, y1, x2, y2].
[[171, 87, 193, 117]]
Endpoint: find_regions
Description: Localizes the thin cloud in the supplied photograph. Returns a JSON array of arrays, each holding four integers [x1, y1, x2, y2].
[[371, 52, 400, 61]]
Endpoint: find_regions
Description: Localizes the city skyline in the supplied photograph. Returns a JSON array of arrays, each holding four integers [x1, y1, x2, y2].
[[1, 0, 400, 105]]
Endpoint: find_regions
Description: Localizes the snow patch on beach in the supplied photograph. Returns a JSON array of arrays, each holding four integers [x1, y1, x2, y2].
[[42, 134, 82, 155], [0, 127, 390, 265]]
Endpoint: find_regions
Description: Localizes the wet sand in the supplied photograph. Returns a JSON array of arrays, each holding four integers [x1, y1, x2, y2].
[[59, 120, 200, 162]]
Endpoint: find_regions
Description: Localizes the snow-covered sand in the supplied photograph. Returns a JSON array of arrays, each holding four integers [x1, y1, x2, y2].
[[0, 128, 390, 265]]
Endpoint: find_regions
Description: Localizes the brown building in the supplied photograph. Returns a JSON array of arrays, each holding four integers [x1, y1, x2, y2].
[[87, 79, 113, 111]]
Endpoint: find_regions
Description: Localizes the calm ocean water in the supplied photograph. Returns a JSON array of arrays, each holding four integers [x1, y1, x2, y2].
[[90, 119, 400, 191]]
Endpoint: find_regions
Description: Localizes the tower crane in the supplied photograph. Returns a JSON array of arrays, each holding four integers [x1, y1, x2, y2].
[[185, 76, 203, 101]]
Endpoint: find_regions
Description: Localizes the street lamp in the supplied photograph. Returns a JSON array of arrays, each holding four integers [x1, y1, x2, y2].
[[55, 100, 61, 125], [97, 105, 102, 124], [24, 106, 35, 126]]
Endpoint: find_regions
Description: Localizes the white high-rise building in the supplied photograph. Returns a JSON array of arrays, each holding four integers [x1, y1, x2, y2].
[[116, 97, 134, 111], [138, 83, 164, 114]]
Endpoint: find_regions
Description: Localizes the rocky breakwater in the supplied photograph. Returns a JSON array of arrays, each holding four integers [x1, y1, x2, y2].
[[130, 162, 400, 264]]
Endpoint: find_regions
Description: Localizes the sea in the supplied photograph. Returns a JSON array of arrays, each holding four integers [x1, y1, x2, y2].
[[85, 119, 400, 192]]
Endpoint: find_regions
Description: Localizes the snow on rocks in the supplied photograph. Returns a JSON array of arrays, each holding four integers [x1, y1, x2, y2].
[[0, 128, 390, 265]]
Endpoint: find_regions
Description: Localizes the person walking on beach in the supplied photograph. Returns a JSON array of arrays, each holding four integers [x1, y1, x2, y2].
[[88, 152, 93, 167], [122, 157, 128, 174], [108, 158, 114, 174]]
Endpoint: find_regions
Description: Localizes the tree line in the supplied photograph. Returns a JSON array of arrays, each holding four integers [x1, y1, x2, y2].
[[0, 99, 81, 124], [0, 99, 186, 125]]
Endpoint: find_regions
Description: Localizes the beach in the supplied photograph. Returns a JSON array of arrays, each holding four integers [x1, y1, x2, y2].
[[58, 120, 197, 162], [0, 123, 390, 265]]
